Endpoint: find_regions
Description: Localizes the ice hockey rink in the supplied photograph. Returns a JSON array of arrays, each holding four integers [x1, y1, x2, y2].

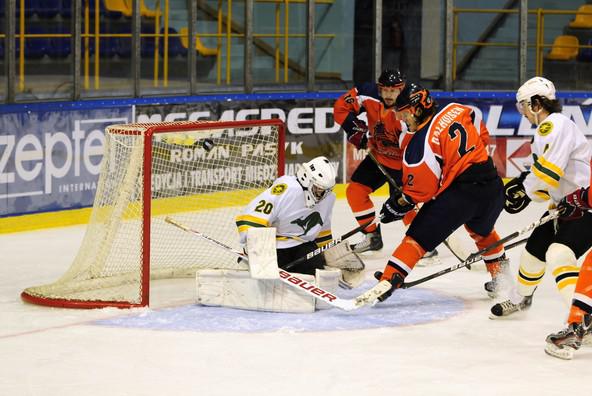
[[0, 199, 589, 396]]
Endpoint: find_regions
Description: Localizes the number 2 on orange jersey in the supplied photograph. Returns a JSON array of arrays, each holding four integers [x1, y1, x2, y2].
[[448, 122, 475, 157]]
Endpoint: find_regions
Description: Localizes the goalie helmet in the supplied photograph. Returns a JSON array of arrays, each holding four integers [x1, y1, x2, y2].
[[296, 156, 337, 208], [516, 76, 556, 103], [378, 68, 406, 89], [395, 82, 435, 124]]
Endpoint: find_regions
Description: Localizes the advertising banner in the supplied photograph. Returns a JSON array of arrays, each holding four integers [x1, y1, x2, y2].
[[134, 99, 344, 183], [0, 108, 132, 216], [1, 93, 592, 218]]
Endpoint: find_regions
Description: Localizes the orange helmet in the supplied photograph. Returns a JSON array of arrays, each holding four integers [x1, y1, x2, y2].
[[395, 82, 436, 123]]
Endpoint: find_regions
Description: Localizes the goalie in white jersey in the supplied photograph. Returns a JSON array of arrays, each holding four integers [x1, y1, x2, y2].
[[196, 157, 365, 313], [490, 76, 592, 318], [236, 156, 337, 275]]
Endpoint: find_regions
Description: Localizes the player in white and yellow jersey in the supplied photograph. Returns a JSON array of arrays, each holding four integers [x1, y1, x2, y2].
[[491, 76, 592, 318], [236, 156, 337, 275], [545, 159, 592, 359]]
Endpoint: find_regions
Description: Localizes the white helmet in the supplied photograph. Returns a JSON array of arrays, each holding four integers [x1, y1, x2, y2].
[[516, 76, 556, 103], [296, 156, 337, 208]]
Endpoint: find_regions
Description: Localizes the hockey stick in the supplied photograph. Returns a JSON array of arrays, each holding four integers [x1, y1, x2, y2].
[[366, 151, 471, 266], [401, 210, 560, 289], [164, 216, 390, 311], [282, 218, 376, 271], [445, 236, 528, 265]]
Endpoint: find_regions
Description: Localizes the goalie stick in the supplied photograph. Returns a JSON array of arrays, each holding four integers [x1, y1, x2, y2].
[[282, 218, 375, 271], [401, 211, 560, 288], [366, 151, 471, 266], [164, 217, 390, 311]]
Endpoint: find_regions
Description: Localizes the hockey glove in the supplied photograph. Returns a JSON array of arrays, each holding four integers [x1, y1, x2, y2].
[[380, 193, 414, 224], [503, 173, 531, 214], [373, 267, 404, 302], [558, 187, 590, 220], [342, 113, 369, 149]]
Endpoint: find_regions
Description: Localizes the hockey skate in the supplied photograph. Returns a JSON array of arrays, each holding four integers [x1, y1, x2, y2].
[[351, 225, 383, 253], [489, 295, 533, 319], [483, 259, 510, 298], [545, 315, 592, 360], [415, 249, 440, 267]]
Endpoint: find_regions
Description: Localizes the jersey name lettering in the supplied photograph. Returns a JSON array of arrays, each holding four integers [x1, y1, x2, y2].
[[432, 106, 464, 145]]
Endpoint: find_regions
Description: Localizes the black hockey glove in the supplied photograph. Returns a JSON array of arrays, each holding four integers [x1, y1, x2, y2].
[[558, 187, 590, 220], [503, 172, 531, 214], [373, 267, 404, 302], [342, 113, 369, 149], [380, 193, 414, 223]]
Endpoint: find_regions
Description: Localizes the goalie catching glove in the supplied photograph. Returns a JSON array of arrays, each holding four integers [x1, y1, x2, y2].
[[380, 192, 414, 223], [342, 113, 369, 149], [558, 187, 591, 220], [373, 266, 404, 302], [503, 172, 531, 214]]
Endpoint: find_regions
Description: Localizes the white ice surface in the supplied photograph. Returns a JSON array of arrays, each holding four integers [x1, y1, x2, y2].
[[0, 199, 589, 396]]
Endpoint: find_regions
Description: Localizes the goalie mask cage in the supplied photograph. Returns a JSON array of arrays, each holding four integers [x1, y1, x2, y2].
[[21, 119, 285, 309]]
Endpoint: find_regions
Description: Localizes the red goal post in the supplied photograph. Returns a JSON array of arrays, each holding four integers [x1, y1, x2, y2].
[[21, 119, 285, 308]]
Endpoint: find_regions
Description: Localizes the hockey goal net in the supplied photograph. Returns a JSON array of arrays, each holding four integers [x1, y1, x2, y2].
[[21, 119, 285, 308]]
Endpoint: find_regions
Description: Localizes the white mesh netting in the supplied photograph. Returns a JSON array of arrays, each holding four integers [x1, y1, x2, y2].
[[22, 120, 283, 307]]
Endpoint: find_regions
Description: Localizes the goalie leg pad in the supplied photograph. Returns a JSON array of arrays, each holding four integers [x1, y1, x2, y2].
[[196, 269, 315, 313], [546, 243, 579, 307], [315, 268, 341, 310], [247, 227, 279, 279]]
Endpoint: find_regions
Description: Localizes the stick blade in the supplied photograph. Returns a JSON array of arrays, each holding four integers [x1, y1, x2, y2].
[[353, 281, 392, 308]]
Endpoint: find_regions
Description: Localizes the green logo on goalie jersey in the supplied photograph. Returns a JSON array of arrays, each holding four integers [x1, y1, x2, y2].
[[291, 212, 324, 235]]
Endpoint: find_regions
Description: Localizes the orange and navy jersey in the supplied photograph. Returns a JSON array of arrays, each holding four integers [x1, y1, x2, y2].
[[333, 83, 405, 170], [398, 104, 489, 153], [400, 103, 490, 203]]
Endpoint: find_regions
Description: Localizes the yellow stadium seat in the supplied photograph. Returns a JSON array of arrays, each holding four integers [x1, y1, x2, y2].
[[179, 27, 218, 56], [569, 5, 592, 28], [104, 0, 131, 15], [546, 35, 579, 61]]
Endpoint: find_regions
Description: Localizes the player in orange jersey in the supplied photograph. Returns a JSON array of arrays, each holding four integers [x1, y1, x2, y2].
[[334, 68, 418, 253], [545, 161, 592, 360], [374, 82, 509, 301]]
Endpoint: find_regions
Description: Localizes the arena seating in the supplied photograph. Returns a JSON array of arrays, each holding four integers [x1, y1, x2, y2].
[[546, 35, 579, 61], [2, 1, 216, 83], [569, 4, 592, 28]]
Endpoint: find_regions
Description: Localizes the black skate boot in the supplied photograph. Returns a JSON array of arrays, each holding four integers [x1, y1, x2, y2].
[[545, 314, 592, 360], [351, 225, 383, 253], [489, 295, 533, 319]]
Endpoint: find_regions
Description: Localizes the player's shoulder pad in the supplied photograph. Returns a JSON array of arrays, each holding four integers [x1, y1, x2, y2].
[[272, 175, 302, 196], [270, 183, 288, 195], [404, 124, 430, 165], [537, 120, 554, 137], [537, 113, 567, 137]]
